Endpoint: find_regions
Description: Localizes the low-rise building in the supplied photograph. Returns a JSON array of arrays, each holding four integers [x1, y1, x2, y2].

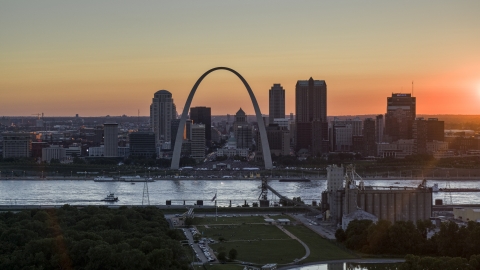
[[2, 132, 32, 158], [453, 207, 480, 223], [42, 145, 66, 162], [88, 146, 104, 157]]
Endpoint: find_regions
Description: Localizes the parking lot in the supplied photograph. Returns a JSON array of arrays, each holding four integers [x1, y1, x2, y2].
[[182, 227, 217, 263]]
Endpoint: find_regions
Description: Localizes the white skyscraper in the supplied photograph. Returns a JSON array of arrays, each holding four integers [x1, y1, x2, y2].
[[150, 90, 176, 145]]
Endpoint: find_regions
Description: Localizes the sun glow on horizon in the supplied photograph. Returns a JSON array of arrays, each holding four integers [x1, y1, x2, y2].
[[1, 1, 479, 116]]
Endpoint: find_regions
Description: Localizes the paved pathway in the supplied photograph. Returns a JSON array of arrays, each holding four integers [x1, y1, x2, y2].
[[288, 214, 336, 240], [276, 224, 311, 263], [262, 213, 311, 264]]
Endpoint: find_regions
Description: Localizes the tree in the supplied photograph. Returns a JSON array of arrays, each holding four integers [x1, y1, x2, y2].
[[217, 251, 227, 262], [335, 228, 346, 242], [228, 248, 238, 261], [387, 221, 422, 254], [365, 219, 391, 254], [184, 217, 194, 226], [344, 219, 373, 250]]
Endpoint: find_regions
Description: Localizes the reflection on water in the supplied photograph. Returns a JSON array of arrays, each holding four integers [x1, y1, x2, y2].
[[0, 179, 479, 206], [289, 262, 400, 270]]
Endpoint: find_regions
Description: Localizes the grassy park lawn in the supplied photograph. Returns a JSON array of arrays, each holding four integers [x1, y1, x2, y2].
[[264, 214, 292, 220], [190, 215, 356, 265], [211, 239, 305, 265], [200, 224, 290, 241], [284, 225, 358, 263]]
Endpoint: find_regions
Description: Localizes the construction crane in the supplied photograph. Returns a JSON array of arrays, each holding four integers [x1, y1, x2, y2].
[[31, 113, 44, 119]]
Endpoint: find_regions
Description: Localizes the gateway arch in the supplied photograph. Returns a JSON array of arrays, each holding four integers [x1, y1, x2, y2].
[[171, 67, 273, 170]]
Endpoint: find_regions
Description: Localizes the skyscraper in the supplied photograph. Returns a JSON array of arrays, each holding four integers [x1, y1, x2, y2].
[[234, 108, 252, 149], [150, 90, 175, 145], [295, 77, 328, 155], [190, 106, 211, 145], [268, 84, 285, 124], [363, 118, 376, 157], [385, 93, 416, 142], [103, 123, 118, 157], [414, 117, 445, 155], [190, 124, 206, 161], [375, 114, 384, 143]]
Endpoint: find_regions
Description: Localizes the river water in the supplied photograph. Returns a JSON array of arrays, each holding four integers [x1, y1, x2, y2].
[[0, 179, 479, 206], [288, 262, 400, 270]]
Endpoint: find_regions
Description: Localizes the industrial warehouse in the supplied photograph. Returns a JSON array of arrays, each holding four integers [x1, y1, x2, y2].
[[322, 164, 433, 228]]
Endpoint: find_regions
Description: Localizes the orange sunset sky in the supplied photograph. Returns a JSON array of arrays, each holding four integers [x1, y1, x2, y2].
[[1, 1, 479, 117]]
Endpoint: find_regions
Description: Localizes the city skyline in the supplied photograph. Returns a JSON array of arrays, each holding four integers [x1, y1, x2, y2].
[[1, 1, 479, 117]]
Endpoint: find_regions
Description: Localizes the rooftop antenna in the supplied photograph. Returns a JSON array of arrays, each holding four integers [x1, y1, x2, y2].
[[412, 81, 414, 96], [137, 109, 140, 129]]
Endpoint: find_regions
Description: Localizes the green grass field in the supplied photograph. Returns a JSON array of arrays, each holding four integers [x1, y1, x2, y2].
[[211, 239, 305, 265], [284, 225, 358, 263], [191, 215, 357, 265], [200, 224, 290, 241]]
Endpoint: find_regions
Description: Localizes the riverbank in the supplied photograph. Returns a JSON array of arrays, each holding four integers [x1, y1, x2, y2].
[[278, 258, 405, 270]]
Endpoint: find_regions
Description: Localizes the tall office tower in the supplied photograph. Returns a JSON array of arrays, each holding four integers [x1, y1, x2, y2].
[[413, 118, 428, 154], [331, 117, 363, 136], [295, 77, 328, 155], [234, 108, 252, 149], [257, 124, 290, 156], [414, 118, 445, 155], [93, 125, 104, 146], [385, 93, 416, 142], [375, 114, 384, 143], [427, 118, 445, 142], [268, 84, 285, 124], [2, 132, 32, 158], [150, 90, 175, 145], [190, 124, 205, 161], [363, 118, 376, 157], [190, 106, 211, 145], [129, 132, 156, 158], [329, 118, 363, 151], [331, 124, 353, 152], [103, 123, 118, 157]]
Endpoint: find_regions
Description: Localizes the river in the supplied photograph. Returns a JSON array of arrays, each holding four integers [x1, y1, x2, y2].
[[0, 179, 479, 206]]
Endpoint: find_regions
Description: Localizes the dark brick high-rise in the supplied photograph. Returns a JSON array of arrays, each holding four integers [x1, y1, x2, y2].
[[385, 93, 416, 142], [295, 77, 328, 155], [363, 118, 376, 157], [190, 106, 211, 145]]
